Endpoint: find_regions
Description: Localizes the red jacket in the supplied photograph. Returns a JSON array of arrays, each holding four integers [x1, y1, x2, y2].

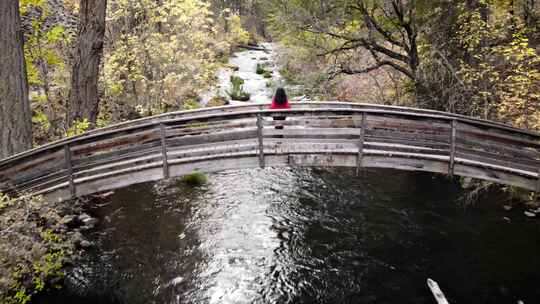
[[269, 96, 291, 109]]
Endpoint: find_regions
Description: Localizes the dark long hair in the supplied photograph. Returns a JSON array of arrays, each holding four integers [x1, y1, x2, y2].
[[274, 87, 288, 105]]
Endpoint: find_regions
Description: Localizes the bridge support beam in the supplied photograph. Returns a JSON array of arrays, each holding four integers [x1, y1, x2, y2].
[[257, 115, 265, 168], [448, 119, 457, 178], [159, 123, 170, 179], [356, 112, 366, 175], [63, 144, 76, 199]]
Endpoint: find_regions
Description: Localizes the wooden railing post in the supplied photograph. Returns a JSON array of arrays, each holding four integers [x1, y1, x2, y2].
[[257, 115, 265, 168], [536, 168, 540, 200], [448, 119, 457, 177], [63, 144, 76, 198], [356, 112, 366, 175], [159, 123, 170, 179]]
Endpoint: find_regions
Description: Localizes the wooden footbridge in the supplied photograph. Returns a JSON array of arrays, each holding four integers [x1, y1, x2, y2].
[[1, 102, 539, 202]]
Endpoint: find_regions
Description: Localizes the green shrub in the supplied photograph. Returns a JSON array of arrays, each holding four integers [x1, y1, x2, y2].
[[263, 70, 273, 79], [66, 119, 90, 138], [0, 194, 79, 304], [227, 76, 251, 101], [230, 75, 244, 87], [279, 67, 298, 84], [256, 63, 265, 75], [180, 171, 208, 186], [183, 99, 202, 110]]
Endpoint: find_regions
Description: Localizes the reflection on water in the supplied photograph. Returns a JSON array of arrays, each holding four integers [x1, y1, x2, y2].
[[37, 168, 540, 304]]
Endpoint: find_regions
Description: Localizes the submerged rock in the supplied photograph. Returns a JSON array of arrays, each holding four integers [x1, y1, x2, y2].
[[78, 213, 98, 228], [524, 211, 536, 218]]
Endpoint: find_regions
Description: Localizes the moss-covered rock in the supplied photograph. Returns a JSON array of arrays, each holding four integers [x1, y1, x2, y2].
[[227, 76, 251, 101], [180, 171, 208, 186], [207, 96, 229, 108]]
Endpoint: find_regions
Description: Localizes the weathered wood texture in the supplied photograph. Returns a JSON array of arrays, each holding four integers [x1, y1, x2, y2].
[[0, 103, 538, 202]]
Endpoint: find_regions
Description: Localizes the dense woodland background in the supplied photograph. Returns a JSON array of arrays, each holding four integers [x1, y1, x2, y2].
[[1, 1, 540, 303], [1, 0, 539, 159]]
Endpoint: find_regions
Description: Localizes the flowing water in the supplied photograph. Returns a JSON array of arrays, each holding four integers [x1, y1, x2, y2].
[[37, 168, 540, 304], [200, 43, 309, 106]]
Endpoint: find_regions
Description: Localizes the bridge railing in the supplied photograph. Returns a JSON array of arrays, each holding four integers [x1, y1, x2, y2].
[[0, 103, 538, 201]]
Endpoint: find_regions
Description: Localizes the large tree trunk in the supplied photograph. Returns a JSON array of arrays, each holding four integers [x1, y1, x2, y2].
[[68, 0, 107, 128], [0, 0, 33, 159]]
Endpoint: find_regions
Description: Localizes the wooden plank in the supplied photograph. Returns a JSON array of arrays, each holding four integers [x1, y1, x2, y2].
[[71, 129, 161, 159], [455, 151, 537, 173], [455, 146, 539, 171], [449, 119, 457, 177], [1, 162, 66, 192], [72, 145, 162, 170], [456, 137, 540, 160], [366, 127, 451, 142], [454, 163, 536, 191], [357, 113, 366, 174], [74, 167, 164, 199], [0, 148, 64, 180], [289, 154, 352, 167], [160, 123, 169, 179], [64, 144, 76, 198], [368, 115, 451, 133], [168, 142, 258, 160], [365, 137, 450, 150], [264, 142, 358, 155], [16, 174, 70, 196], [166, 128, 258, 148], [8, 168, 69, 195], [264, 127, 362, 138], [74, 154, 163, 179], [263, 116, 357, 128], [168, 151, 260, 165], [457, 123, 540, 148], [366, 141, 449, 155], [455, 143, 540, 167], [74, 161, 164, 185], [257, 115, 265, 168], [165, 119, 255, 136], [167, 138, 255, 154], [456, 157, 537, 178]]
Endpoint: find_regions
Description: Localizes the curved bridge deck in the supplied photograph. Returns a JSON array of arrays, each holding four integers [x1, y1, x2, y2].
[[0, 102, 539, 202]]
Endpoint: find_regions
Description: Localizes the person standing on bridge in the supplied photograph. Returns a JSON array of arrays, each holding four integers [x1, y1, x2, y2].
[[270, 88, 290, 135]]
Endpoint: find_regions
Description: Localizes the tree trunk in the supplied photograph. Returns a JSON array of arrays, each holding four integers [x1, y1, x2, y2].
[[0, 0, 33, 159], [68, 0, 107, 128]]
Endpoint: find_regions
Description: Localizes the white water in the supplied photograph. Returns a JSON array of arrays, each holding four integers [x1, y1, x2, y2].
[[200, 43, 309, 106]]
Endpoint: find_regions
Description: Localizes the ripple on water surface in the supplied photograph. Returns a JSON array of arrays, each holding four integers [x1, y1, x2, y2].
[[37, 168, 540, 304]]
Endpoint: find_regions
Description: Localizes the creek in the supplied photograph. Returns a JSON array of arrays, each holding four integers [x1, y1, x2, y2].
[[200, 43, 309, 106]]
